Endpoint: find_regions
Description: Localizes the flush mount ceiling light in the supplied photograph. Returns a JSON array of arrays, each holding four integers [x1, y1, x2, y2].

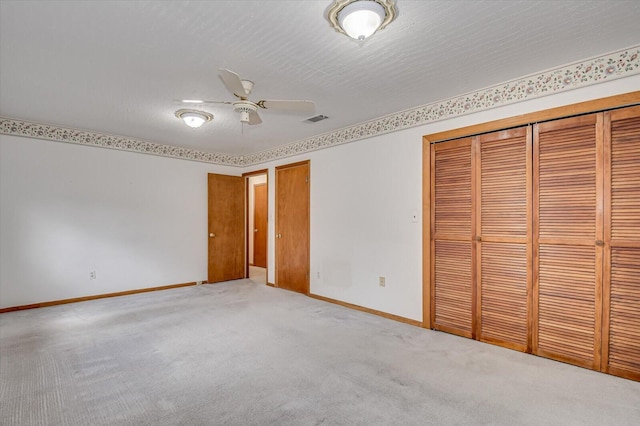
[[175, 109, 213, 128], [327, 0, 397, 41]]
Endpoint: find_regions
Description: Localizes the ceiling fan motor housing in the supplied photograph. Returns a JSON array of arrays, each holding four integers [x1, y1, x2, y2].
[[233, 100, 258, 123]]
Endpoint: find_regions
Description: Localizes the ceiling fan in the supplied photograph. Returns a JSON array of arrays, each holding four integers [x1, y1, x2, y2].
[[180, 69, 315, 126]]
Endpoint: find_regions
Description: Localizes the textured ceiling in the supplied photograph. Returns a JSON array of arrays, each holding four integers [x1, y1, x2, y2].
[[1, 0, 639, 156]]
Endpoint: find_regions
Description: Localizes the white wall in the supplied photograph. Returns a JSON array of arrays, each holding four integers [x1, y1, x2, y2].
[[2, 75, 637, 314], [244, 75, 640, 322], [0, 135, 238, 308]]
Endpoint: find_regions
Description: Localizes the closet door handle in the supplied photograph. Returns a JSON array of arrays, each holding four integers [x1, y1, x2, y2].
[[595, 240, 604, 247], [475, 236, 482, 242]]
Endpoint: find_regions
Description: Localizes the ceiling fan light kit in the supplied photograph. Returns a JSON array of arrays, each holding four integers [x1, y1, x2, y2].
[[175, 109, 213, 128], [327, 0, 397, 41]]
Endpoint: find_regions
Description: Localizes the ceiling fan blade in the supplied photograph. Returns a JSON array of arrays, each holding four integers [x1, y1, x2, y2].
[[219, 69, 248, 98], [248, 109, 262, 125], [257, 100, 315, 114], [173, 99, 232, 105], [199, 100, 233, 105]]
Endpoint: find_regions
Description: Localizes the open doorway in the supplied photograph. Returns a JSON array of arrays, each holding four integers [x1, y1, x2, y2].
[[244, 170, 268, 285]]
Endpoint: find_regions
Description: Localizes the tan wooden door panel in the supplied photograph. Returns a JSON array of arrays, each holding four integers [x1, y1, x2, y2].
[[537, 244, 597, 364], [434, 240, 473, 336], [208, 173, 245, 284], [602, 105, 640, 381], [253, 183, 267, 268], [431, 138, 474, 338], [605, 247, 640, 379], [480, 242, 528, 348], [476, 128, 531, 352], [533, 114, 603, 370], [275, 161, 310, 294]]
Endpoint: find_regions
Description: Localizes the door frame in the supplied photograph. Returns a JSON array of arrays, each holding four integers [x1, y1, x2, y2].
[[242, 169, 269, 279], [252, 182, 268, 268], [422, 91, 640, 330]]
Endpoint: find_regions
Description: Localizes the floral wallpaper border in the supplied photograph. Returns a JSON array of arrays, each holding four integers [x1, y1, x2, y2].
[[0, 119, 243, 166], [1, 46, 638, 167], [243, 46, 640, 166]]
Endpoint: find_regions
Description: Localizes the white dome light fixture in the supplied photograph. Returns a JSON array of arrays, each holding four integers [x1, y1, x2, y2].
[[327, 0, 397, 41], [175, 109, 213, 128]]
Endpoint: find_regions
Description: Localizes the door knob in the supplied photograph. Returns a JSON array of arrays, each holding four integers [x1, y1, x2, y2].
[[209, 233, 216, 238], [254, 229, 258, 233]]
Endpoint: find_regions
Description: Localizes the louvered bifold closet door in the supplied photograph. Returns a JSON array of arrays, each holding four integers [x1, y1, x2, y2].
[[431, 138, 475, 338], [477, 128, 532, 352], [533, 114, 603, 370], [602, 105, 640, 381]]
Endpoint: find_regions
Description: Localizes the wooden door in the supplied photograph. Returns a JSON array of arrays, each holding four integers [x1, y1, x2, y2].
[[476, 128, 532, 352], [275, 161, 310, 294], [533, 114, 603, 370], [253, 183, 267, 268], [602, 105, 640, 381], [431, 138, 475, 338], [208, 173, 245, 283]]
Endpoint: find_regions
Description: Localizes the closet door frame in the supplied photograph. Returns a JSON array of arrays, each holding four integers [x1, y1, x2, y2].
[[422, 92, 640, 381], [423, 92, 639, 330]]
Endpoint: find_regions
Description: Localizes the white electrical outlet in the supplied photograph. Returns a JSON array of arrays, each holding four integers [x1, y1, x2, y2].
[[379, 276, 385, 287], [317, 271, 321, 279], [89, 270, 96, 279]]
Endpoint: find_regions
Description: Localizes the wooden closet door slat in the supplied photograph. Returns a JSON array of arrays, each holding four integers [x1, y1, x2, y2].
[[538, 244, 596, 365], [534, 114, 603, 370], [537, 116, 598, 242], [477, 128, 531, 351], [480, 242, 528, 348], [432, 138, 474, 338], [434, 240, 473, 335], [603, 106, 640, 381], [433, 140, 473, 238]]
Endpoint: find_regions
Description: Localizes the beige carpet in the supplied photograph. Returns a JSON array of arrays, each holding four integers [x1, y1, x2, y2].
[[249, 265, 266, 285], [1, 280, 639, 425]]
